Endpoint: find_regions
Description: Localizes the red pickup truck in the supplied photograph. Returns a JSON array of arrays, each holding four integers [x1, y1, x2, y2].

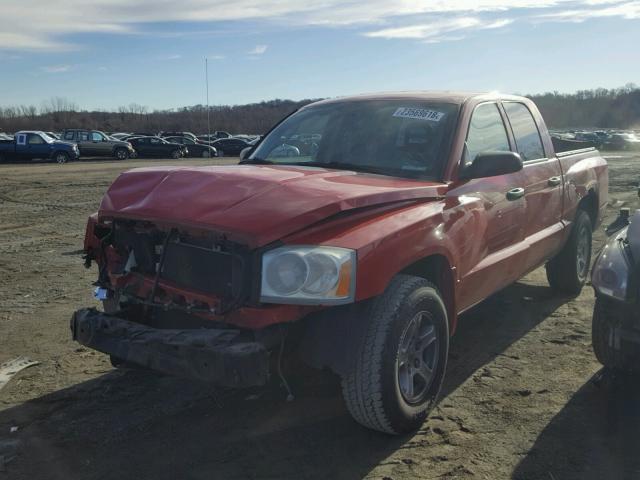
[[73, 92, 607, 434]]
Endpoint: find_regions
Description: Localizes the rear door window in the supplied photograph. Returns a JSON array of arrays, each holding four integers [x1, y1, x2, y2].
[[64, 132, 75, 141], [503, 102, 545, 161], [78, 131, 89, 141], [464, 103, 511, 167]]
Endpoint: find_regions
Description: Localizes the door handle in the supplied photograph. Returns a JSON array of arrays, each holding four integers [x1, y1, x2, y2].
[[506, 187, 525, 201], [548, 176, 562, 187]]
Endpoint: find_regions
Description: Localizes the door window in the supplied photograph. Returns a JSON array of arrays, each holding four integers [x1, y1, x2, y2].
[[91, 132, 103, 142], [503, 102, 545, 161], [64, 132, 75, 141], [150, 138, 161, 144], [27, 134, 45, 145], [464, 103, 510, 167], [78, 131, 89, 141]]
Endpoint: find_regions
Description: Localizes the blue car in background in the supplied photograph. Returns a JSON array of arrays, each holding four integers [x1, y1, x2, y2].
[[0, 130, 80, 163]]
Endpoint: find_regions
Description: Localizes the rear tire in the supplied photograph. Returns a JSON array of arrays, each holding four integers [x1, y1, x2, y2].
[[341, 275, 449, 434], [170, 149, 181, 159], [592, 297, 638, 371], [201, 150, 211, 158], [546, 209, 592, 294]]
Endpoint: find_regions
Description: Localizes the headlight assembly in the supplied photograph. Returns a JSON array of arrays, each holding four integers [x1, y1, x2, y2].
[[592, 233, 631, 301], [260, 246, 356, 305]]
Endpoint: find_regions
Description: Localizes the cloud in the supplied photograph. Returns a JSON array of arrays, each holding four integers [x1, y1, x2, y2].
[[538, 0, 640, 21], [207, 54, 226, 60], [0, 0, 637, 52], [157, 53, 182, 60], [248, 44, 268, 55], [364, 17, 513, 41], [41, 64, 72, 73]]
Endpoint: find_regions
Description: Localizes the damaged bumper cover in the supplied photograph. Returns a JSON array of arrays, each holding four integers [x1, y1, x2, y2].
[[70, 308, 269, 387]]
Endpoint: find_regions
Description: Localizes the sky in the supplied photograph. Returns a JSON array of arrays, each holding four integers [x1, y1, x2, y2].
[[0, 0, 639, 111]]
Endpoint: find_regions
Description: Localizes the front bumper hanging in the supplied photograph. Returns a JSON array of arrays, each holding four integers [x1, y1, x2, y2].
[[70, 308, 269, 387]]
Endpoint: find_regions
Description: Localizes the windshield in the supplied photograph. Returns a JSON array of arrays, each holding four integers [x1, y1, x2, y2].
[[40, 132, 55, 143], [250, 100, 459, 179]]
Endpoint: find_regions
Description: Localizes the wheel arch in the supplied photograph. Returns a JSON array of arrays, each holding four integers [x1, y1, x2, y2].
[[578, 187, 598, 227], [399, 254, 458, 334]]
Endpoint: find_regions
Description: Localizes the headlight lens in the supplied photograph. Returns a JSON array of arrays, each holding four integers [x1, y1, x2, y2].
[[261, 246, 356, 304], [591, 233, 631, 301]]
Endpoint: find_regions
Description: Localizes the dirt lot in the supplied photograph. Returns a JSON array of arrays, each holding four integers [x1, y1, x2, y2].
[[0, 154, 639, 480]]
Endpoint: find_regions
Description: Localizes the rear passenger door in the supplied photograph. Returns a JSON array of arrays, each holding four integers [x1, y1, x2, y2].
[[501, 101, 565, 270], [76, 130, 93, 155]]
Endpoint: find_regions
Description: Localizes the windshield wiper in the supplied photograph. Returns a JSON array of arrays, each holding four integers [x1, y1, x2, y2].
[[238, 157, 274, 165], [283, 161, 393, 176]]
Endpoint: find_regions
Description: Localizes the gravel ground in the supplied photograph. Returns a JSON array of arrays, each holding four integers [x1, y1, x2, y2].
[[0, 153, 639, 480]]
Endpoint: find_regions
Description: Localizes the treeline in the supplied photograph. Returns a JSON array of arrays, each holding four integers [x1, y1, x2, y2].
[[528, 83, 640, 129], [1, 84, 639, 134], [0, 98, 318, 134]]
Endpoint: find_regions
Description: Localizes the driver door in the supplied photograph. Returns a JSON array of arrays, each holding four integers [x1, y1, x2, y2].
[[90, 131, 110, 155], [448, 102, 528, 311]]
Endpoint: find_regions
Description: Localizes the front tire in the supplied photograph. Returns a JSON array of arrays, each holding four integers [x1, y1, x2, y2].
[[546, 209, 592, 294], [115, 148, 129, 160], [592, 297, 638, 371], [201, 150, 211, 158], [170, 149, 181, 159], [54, 152, 69, 164], [341, 275, 449, 434]]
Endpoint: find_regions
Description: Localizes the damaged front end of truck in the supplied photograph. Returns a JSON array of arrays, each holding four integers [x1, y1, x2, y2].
[[73, 215, 284, 387]]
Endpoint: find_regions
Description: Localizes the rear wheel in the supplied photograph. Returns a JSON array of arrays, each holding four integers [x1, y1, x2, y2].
[[218, 150, 225, 157], [54, 152, 69, 164], [115, 148, 129, 160], [170, 149, 181, 159], [201, 149, 211, 158], [341, 275, 449, 434], [592, 297, 638, 371], [546, 210, 592, 294]]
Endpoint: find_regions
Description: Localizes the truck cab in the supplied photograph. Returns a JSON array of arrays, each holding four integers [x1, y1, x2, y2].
[[0, 131, 79, 163]]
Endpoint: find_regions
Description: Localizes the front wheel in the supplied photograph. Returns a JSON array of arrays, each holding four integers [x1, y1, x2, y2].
[[341, 275, 449, 434], [54, 152, 69, 164], [115, 148, 129, 160], [546, 209, 592, 295], [170, 149, 181, 159], [201, 149, 211, 158]]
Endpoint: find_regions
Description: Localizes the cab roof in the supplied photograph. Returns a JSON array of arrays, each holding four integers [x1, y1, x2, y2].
[[304, 91, 529, 108]]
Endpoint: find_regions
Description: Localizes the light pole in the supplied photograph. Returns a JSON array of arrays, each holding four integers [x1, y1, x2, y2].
[[205, 57, 211, 143]]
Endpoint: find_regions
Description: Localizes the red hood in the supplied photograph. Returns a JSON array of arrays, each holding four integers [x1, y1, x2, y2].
[[99, 165, 446, 247]]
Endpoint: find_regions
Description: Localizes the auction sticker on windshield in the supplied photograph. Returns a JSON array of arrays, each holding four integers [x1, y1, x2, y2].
[[393, 107, 445, 122]]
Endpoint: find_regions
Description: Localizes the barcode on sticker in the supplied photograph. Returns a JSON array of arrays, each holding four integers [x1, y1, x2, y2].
[[393, 107, 445, 122]]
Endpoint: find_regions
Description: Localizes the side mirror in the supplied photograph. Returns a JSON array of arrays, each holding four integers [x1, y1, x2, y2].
[[239, 147, 252, 161], [460, 151, 523, 180]]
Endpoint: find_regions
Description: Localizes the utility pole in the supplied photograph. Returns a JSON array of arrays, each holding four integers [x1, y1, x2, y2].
[[205, 57, 211, 143]]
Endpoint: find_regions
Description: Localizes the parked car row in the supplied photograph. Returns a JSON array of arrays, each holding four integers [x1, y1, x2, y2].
[[551, 128, 640, 151], [0, 127, 259, 163]]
